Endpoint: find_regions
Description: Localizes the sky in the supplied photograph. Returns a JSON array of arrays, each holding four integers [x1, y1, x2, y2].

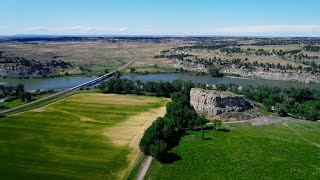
[[1, 0, 320, 36]]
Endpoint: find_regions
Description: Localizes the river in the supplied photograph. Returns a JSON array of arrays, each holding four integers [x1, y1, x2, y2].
[[0, 73, 319, 91]]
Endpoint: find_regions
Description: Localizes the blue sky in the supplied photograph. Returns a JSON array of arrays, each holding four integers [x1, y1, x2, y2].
[[1, 0, 320, 36]]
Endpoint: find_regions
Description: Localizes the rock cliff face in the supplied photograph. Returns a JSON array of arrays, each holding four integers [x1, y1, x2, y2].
[[222, 67, 320, 84], [190, 88, 252, 115], [160, 59, 320, 84]]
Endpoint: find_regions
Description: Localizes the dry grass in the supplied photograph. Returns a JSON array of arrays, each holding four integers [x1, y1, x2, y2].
[[104, 106, 167, 178], [124, 42, 178, 72], [0, 41, 134, 73]]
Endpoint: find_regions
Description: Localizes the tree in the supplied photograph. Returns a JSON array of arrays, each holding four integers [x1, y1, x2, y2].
[[15, 84, 25, 96], [20, 92, 32, 102], [130, 67, 136, 73], [212, 120, 222, 131], [209, 65, 223, 77], [149, 140, 167, 160], [139, 118, 168, 160], [104, 78, 136, 94], [276, 103, 287, 117], [263, 98, 275, 111], [98, 82, 107, 92], [304, 106, 318, 121]]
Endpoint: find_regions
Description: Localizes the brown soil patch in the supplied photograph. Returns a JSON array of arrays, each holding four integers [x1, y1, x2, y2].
[[251, 116, 281, 126]]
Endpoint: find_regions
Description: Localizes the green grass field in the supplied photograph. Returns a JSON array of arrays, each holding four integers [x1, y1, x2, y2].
[[150, 120, 320, 179], [0, 93, 168, 179], [1, 93, 53, 111]]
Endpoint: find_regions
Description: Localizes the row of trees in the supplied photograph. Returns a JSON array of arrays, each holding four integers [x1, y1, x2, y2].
[[304, 45, 320, 52], [232, 58, 320, 72], [154, 53, 194, 61], [99, 78, 320, 121], [98, 78, 196, 98], [0, 84, 33, 103], [139, 92, 208, 160], [0, 84, 25, 98]]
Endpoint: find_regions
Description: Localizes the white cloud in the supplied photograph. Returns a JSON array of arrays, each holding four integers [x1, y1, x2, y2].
[[24, 26, 128, 35], [14, 24, 320, 37]]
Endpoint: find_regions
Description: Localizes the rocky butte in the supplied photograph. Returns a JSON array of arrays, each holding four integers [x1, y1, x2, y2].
[[190, 88, 252, 115]]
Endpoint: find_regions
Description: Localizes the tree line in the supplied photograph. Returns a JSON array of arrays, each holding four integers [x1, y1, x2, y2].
[[139, 92, 208, 161], [304, 45, 320, 52], [99, 78, 320, 121], [0, 84, 55, 110]]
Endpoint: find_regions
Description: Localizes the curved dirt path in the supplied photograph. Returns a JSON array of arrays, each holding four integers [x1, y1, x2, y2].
[[282, 122, 320, 148]]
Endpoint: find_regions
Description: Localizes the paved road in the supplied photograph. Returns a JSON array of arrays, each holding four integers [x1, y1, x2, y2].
[[137, 156, 153, 180], [0, 43, 139, 115]]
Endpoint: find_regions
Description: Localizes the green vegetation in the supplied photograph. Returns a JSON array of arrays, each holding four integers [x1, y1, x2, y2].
[[98, 78, 209, 161], [19, 91, 32, 102], [98, 78, 197, 98], [208, 65, 223, 77], [238, 85, 320, 120], [99, 78, 320, 121], [0, 84, 55, 111], [211, 83, 320, 121], [304, 45, 320, 52], [150, 121, 320, 179], [139, 92, 207, 161], [0, 83, 25, 98], [130, 67, 136, 73], [0, 93, 168, 179], [0, 92, 54, 111], [139, 86, 208, 161]]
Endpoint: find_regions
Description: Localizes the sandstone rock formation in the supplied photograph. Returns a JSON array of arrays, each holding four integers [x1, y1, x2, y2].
[[190, 88, 252, 115]]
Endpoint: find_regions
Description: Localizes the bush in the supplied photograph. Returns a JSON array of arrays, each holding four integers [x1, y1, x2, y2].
[[20, 92, 32, 102], [209, 65, 223, 77]]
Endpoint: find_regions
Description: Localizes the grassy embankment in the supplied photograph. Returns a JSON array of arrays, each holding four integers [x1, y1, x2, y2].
[[1, 93, 54, 111], [0, 93, 168, 179], [150, 120, 320, 179]]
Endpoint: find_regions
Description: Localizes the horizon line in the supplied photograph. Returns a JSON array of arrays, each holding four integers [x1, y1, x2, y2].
[[1, 34, 320, 38]]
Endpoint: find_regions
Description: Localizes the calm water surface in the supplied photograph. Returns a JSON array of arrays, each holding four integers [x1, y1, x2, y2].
[[0, 74, 319, 91]]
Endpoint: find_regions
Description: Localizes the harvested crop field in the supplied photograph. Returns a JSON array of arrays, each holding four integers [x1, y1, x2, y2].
[[0, 93, 168, 179]]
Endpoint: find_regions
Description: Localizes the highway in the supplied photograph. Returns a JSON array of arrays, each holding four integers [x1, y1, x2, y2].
[[0, 43, 139, 115]]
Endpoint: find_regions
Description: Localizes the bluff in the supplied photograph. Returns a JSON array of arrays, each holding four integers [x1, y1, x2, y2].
[[190, 88, 251, 115]]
